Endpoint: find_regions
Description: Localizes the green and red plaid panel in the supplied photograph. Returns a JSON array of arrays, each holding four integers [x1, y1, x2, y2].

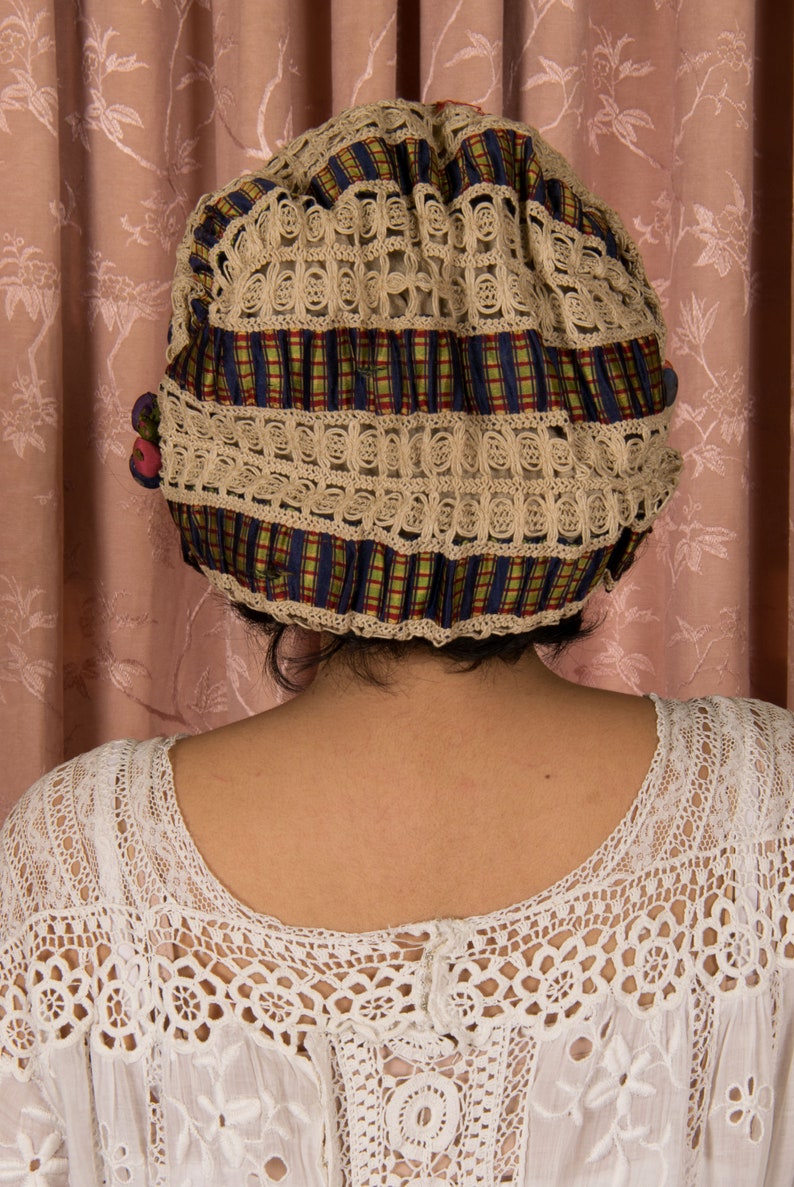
[[468, 555, 498, 618], [543, 346, 583, 419], [405, 552, 436, 619], [326, 536, 350, 608], [307, 331, 332, 412], [447, 553, 471, 624], [382, 551, 412, 624], [169, 500, 625, 628], [459, 130, 502, 186], [168, 327, 665, 421], [283, 329, 306, 408], [297, 531, 322, 604], [553, 182, 583, 232], [357, 541, 387, 617], [498, 556, 527, 614]]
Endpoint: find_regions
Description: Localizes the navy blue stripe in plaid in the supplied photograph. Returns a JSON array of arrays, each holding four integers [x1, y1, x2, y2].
[[338, 538, 357, 612], [389, 334, 404, 414], [167, 329, 664, 421], [397, 138, 429, 190], [484, 556, 509, 615], [629, 338, 655, 416], [523, 136, 544, 207], [460, 139, 482, 186], [193, 177, 276, 253], [573, 351, 606, 421], [539, 556, 562, 608], [278, 330, 294, 407], [315, 534, 333, 609], [498, 335, 521, 414], [287, 528, 306, 601], [245, 516, 260, 581], [456, 556, 476, 621], [462, 339, 492, 414], [325, 329, 340, 411], [351, 140, 379, 179], [348, 537, 372, 614], [171, 503, 635, 626], [329, 155, 355, 191], [582, 211, 618, 258], [250, 334, 271, 405], [575, 549, 606, 603], [302, 329, 315, 411], [424, 551, 445, 618], [307, 176, 335, 209], [188, 254, 213, 286], [483, 127, 510, 187], [448, 332, 467, 411]]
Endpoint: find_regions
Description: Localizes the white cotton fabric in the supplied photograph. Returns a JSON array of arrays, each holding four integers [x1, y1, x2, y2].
[[2, 695, 794, 1186]]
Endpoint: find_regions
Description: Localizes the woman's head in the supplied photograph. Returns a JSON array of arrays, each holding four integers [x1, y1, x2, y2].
[[131, 99, 681, 651]]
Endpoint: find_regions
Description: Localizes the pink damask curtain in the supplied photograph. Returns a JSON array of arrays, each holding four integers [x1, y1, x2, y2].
[[1, 0, 792, 817]]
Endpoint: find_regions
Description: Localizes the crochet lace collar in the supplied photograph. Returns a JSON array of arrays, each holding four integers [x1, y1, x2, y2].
[[157, 693, 667, 946]]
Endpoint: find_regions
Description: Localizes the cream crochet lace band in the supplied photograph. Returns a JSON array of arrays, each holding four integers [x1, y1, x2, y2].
[[152, 99, 682, 642]]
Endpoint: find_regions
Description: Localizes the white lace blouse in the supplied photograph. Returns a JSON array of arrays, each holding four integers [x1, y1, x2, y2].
[[1, 695, 794, 1186]]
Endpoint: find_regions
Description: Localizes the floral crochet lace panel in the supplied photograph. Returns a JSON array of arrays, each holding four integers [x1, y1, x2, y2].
[[158, 382, 681, 558], [2, 697, 794, 1185]]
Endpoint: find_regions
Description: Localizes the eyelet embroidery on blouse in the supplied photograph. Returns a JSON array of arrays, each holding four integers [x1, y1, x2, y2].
[[0, 1120, 68, 1184], [2, 696, 794, 1185]]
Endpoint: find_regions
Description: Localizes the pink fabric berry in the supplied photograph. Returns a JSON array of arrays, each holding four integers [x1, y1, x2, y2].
[[132, 437, 162, 478]]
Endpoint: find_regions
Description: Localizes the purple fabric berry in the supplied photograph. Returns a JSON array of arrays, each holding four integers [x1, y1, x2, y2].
[[131, 392, 158, 433]]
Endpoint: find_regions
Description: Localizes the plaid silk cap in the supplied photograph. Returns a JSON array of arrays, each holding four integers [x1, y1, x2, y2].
[[149, 99, 682, 643]]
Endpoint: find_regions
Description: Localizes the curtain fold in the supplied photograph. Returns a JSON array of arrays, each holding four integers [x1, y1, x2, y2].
[[1, 0, 791, 817]]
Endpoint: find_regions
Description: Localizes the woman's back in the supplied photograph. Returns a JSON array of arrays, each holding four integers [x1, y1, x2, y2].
[[4, 97, 789, 1184], [169, 652, 660, 932], [3, 684, 794, 1184]]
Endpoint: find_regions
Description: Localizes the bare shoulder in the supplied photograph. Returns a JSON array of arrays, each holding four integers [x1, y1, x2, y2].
[[168, 675, 662, 932]]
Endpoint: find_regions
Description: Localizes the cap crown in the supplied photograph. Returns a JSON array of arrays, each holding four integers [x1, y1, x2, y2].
[[155, 100, 681, 641]]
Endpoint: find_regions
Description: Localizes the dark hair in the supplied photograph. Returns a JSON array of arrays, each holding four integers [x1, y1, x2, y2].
[[232, 603, 595, 695]]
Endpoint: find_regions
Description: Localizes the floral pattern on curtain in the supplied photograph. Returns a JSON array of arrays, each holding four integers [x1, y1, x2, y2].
[[1, 0, 791, 815]]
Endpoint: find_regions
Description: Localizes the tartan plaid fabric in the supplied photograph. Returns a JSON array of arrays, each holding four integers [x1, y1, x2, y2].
[[185, 119, 623, 300], [169, 501, 643, 628], [271, 127, 618, 254], [167, 328, 665, 422], [189, 175, 276, 289]]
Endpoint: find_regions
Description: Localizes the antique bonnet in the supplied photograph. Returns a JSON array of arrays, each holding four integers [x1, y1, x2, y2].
[[130, 99, 682, 643]]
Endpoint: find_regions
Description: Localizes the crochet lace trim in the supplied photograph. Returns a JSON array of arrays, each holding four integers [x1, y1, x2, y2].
[[169, 182, 663, 359], [196, 570, 592, 642], [2, 701, 794, 1064], [158, 383, 681, 558]]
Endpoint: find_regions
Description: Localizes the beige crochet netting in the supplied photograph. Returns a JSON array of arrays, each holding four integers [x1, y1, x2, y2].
[[159, 384, 679, 559], [166, 102, 666, 356], [2, 696, 794, 1183]]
